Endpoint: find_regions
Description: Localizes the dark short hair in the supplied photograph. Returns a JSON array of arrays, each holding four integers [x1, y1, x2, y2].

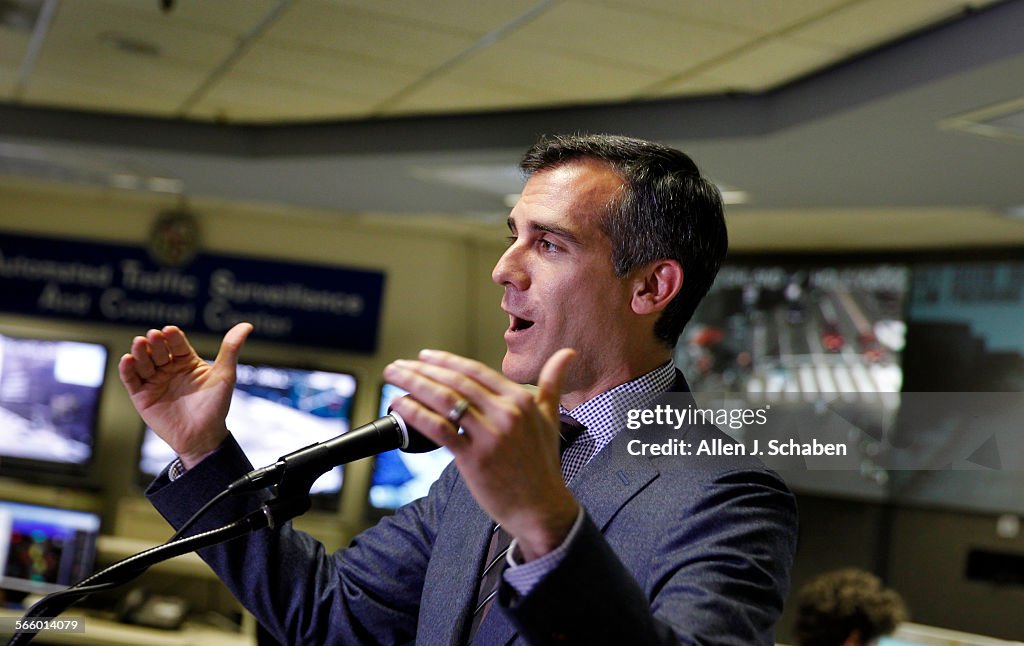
[[794, 568, 908, 646], [520, 133, 728, 347]]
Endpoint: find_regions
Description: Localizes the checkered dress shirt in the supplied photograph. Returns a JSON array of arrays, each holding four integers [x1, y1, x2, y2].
[[558, 359, 677, 483], [504, 359, 677, 594]]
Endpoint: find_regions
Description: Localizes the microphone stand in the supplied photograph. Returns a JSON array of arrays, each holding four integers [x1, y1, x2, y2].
[[6, 471, 321, 646]]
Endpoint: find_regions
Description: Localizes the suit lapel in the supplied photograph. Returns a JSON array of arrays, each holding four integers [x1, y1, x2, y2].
[[568, 432, 659, 530], [456, 371, 688, 646], [418, 477, 495, 646], [568, 370, 688, 529], [473, 425, 664, 646], [469, 601, 517, 645]]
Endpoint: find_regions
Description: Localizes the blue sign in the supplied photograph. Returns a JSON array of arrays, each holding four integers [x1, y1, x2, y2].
[[0, 231, 385, 353]]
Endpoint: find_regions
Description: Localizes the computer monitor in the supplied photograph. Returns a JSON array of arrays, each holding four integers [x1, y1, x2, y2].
[[891, 258, 1024, 515], [0, 500, 101, 595], [138, 361, 358, 504], [675, 258, 910, 500], [0, 333, 108, 484], [368, 383, 454, 512], [880, 621, 1020, 645], [676, 259, 909, 400]]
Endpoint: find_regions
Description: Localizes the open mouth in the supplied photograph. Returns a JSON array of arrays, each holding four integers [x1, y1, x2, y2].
[[510, 315, 535, 332]]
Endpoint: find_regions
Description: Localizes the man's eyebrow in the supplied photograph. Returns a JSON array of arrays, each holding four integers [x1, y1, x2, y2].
[[506, 217, 582, 245]]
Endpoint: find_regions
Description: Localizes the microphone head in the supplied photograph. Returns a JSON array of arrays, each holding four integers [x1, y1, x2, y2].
[[387, 409, 440, 454], [403, 427, 441, 453]]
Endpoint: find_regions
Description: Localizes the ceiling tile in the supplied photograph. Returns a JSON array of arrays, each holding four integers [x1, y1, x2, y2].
[[645, 72, 743, 99], [696, 38, 847, 92], [187, 100, 371, 124], [585, 0, 850, 34], [26, 0, 249, 115], [790, 0, 984, 52], [21, 71, 183, 116], [44, 0, 242, 68], [324, 0, 545, 36], [500, 0, 753, 75], [0, 64, 17, 97], [263, 0, 478, 73], [0, 0, 1003, 125], [441, 40, 664, 103], [33, 46, 209, 97], [94, 0, 281, 35], [0, 28, 29, 65], [188, 73, 376, 123], [228, 40, 419, 101], [384, 77, 554, 116]]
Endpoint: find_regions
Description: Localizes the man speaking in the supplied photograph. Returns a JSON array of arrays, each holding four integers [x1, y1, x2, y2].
[[120, 134, 797, 645]]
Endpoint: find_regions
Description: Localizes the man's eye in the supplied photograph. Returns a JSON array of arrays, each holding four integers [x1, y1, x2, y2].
[[539, 239, 558, 252]]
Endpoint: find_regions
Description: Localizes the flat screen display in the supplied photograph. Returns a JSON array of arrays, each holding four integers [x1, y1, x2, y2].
[[368, 383, 454, 511], [0, 333, 107, 482], [890, 260, 1024, 514], [879, 620, 1020, 645], [139, 362, 357, 498], [676, 262, 908, 400], [0, 500, 101, 595], [674, 260, 910, 499]]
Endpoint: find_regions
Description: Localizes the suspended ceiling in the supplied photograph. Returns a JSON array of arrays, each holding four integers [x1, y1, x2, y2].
[[1, 0, 1023, 250]]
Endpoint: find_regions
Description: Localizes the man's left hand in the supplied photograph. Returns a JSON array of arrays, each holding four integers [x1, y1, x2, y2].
[[384, 348, 578, 561]]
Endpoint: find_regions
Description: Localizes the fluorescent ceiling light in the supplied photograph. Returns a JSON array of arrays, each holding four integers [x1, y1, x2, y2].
[[719, 189, 750, 205], [1002, 205, 1024, 219]]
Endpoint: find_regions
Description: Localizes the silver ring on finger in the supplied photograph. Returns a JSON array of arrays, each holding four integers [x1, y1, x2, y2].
[[446, 397, 470, 425]]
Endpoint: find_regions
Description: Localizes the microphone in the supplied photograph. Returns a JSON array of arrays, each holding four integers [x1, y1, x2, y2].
[[227, 410, 438, 495]]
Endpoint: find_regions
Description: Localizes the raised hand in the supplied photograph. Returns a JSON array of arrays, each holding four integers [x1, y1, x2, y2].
[[385, 348, 578, 561], [119, 323, 252, 468]]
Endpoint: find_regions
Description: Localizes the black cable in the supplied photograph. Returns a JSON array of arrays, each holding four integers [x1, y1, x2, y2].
[[170, 487, 235, 541]]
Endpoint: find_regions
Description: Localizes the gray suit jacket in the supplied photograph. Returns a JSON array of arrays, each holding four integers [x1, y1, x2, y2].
[[148, 373, 797, 645]]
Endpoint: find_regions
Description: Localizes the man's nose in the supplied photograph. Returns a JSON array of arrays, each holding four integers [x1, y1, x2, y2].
[[492, 242, 527, 289]]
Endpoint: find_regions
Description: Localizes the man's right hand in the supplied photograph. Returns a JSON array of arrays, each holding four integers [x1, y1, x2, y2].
[[118, 323, 252, 469]]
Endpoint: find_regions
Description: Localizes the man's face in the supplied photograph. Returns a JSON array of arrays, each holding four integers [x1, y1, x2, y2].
[[492, 159, 636, 391]]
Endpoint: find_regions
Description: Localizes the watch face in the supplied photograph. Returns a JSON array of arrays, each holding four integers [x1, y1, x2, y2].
[[149, 209, 200, 266]]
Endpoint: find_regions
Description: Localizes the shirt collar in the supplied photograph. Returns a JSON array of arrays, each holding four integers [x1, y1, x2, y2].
[[559, 359, 676, 446]]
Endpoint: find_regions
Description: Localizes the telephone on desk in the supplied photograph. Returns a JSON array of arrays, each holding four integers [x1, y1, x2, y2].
[[117, 588, 188, 631]]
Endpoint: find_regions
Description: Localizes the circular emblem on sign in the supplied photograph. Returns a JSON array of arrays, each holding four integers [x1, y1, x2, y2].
[[149, 209, 200, 266]]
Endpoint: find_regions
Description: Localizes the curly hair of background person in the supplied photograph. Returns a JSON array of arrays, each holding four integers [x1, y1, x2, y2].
[[794, 568, 908, 646]]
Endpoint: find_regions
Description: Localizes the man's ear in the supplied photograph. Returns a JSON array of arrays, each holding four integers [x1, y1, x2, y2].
[[631, 259, 683, 315]]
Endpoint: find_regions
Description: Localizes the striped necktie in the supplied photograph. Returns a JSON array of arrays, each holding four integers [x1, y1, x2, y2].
[[465, 414, 586, 644]]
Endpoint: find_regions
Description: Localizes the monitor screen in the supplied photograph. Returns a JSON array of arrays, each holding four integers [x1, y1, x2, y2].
[[368, 383, 454, 511], [879, 620, 1019, 645], [0, 333, 108, 482], [139, 362, 357, 498], [890, 259, 1024, 515], [674, 260, 910, 499], [0, 500, 101, 595], [676, 261, 908, 399]]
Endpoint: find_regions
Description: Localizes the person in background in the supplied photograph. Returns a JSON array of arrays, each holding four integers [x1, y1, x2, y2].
[[794, 568, 908, 646]]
